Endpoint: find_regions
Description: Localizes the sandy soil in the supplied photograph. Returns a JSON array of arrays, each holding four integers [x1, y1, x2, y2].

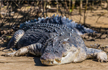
[[0, 49, 108, 70], [0, 4, 108, 70]]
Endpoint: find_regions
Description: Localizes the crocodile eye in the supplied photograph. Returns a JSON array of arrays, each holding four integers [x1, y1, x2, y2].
[[62, 54, 66, 57], [62, 41, 67, 44]]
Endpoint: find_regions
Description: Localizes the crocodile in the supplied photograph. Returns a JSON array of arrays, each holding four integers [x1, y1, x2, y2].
[[2, 15, 107, 65]]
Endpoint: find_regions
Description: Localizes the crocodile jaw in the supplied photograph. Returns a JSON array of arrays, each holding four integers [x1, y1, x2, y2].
[[40, 48, 79, 65]]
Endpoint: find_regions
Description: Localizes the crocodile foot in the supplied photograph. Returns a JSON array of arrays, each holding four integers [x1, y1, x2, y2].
[[2, 51, 17, 57], [2, 47, 28, 57], [97, 51, 108, 62]]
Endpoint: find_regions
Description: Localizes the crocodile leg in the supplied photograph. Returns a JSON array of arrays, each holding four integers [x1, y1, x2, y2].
[[7, 30, 25, 49], [73, 48, 87, 63], [2, 43, 42, 57], [2, 30, 25, 52], [86, 47, 107, 62], [2, 47, 28, 56]]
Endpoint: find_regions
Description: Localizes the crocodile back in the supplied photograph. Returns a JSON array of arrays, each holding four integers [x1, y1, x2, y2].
[[18, 22, 86, 50]]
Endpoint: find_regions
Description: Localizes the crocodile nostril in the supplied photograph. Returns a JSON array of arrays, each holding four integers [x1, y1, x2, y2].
[[62, 54, 66, 57]]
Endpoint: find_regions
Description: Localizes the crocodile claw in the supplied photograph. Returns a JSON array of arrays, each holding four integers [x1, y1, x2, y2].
[[2, 52, 16, 57], [2, 48, 14, 52], [97, 51, 108, 62]]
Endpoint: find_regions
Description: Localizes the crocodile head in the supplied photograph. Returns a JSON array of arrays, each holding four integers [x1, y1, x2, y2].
[[40, 35, 79, 65]]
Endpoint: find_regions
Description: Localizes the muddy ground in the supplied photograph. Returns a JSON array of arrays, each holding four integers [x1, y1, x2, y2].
[[0, 4, 108, 70]]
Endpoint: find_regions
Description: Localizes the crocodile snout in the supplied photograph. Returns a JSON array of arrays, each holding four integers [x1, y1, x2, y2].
[[40, 53, 62, 65]]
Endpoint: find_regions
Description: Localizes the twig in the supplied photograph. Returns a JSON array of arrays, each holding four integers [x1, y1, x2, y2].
[[96, 12, 106, 23], [71, 0, 75, 16], [84, 0, 88, 25], [107, 0, 108, 10], [79, 0, 83, 15], [91, 0, 94, 12], [56, 0, 58, 15]]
